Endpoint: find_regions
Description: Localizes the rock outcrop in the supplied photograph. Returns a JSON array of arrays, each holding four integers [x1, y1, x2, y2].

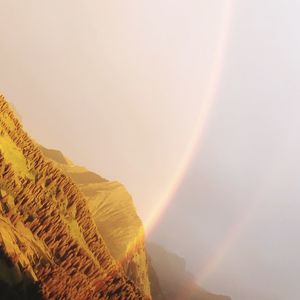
[[0, 96, 149, 299]]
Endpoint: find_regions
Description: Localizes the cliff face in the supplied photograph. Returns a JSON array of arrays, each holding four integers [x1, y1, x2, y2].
[[148, 243, 231, 300], [0, 96, 148, 299], [147, 256, 166, 300], [39, 146, 151, 298]]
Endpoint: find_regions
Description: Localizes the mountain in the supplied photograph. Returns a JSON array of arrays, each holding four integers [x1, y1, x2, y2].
[[0, 96, 149, 299], [147, 243, 231, 300], [38, 145, 228, 300], [39, 146, 151, 298], [147, 256, 166, 300], [36, 130, 227, 300]]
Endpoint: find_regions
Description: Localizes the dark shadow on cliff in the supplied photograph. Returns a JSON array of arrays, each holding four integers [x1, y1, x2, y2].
[[0, 248, 42, 300]]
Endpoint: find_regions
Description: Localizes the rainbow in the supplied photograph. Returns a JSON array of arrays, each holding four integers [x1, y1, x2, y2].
[[125, 1, 238, 296], [142, 1, 241, 297], [144, 0, 236, 237]]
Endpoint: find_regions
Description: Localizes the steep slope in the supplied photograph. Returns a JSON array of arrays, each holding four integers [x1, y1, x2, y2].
[[39, 146, 151, 298], [147, 243, 231, 300], [147, 256, 166, 300], [0, 96, 148, 299]]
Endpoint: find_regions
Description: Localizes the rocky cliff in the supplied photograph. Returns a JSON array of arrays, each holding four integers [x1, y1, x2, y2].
[[0, 96, 149, 299], [39, 146, 151, 298]]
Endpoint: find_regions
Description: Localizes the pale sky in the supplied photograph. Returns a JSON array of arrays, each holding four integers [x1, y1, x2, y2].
[[0, 0, 225, 220], [1, 1, 300, 300]]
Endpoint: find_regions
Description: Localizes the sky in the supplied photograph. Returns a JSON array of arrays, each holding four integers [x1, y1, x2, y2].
[[1, 1, 300, 299]]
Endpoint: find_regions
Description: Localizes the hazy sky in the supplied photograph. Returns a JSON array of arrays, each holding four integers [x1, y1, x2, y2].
[[1, 1, 300, 300], [0, 0, 225, 220]]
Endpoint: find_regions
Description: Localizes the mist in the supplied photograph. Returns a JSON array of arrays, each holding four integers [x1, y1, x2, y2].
[[1, 1, 300, 299], [150, 1, 300, 299]]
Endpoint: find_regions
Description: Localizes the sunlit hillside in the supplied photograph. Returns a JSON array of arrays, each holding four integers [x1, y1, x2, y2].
[[0, 96, 148, 299], [39, 145, 151, 298]]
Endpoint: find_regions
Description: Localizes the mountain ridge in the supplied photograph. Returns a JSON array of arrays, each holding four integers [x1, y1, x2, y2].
[[0, 96, 148, 299], [39, 144, 151, 298]]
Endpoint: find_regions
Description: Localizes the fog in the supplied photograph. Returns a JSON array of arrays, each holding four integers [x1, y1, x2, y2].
[[1, 1, 300, 299]]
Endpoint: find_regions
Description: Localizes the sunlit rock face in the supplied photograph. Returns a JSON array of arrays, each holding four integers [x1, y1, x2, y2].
[[148, 243, 231, 300], [40, 147, 151, 298], [0, 96, 148, 300]]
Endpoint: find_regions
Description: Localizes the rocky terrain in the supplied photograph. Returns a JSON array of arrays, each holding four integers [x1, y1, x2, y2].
[[0, 96, 149, 299], [39, 146, 151, 298]]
